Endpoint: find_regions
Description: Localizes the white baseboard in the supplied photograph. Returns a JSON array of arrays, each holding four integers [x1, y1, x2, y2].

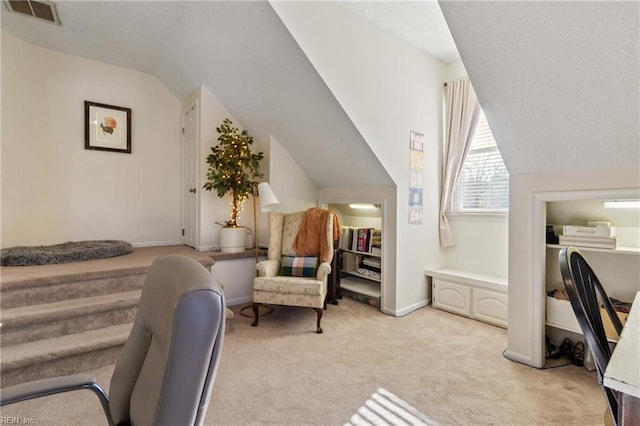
[[381, 298, 431, 317], [396, 299, 431, 317], [503, 348, 540, 368], [225, 295, 253, 307], [132, 240, 182, 248]]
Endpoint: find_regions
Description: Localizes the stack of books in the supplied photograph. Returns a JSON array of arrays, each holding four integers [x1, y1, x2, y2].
[[559, 223, 618, 249], [338, 227, 382, 254], [361, 256, 381, 271], [370, 229, 382, 255], [357, 256, 382, 280]]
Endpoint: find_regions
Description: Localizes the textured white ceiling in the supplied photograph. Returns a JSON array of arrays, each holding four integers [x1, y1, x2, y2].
[[339, 0, 459, 63], [440, 1, 639, 175], [9, 1, 629, 181], [1, 1, 394, 189]]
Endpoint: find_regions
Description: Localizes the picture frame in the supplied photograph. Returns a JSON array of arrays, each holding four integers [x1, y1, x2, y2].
[[84, 101, 131, 153]]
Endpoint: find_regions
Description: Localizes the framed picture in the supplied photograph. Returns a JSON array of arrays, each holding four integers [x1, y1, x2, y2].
[[84, 101, 131, 153]]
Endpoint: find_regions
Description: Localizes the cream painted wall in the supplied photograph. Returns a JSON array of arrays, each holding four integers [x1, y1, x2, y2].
[[210, 257, 261, 306], [338, 215, 382, 229], [442, 215, 508, 278], [1, 32, 182, 247], [506, 166, 640, 368], [272, 1, 445, 315], [267, 136, 318, 244]]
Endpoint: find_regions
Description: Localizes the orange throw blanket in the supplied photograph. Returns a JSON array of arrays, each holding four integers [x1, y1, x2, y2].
[[294, 208, 342, 263]]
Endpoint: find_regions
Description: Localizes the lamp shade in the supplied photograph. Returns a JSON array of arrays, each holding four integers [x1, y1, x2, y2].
[[258, 182, 279, 212]]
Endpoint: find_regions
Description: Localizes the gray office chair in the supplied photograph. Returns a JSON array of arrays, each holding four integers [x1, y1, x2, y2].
[[0, 254, 226, 426], [559, 247, 623, 426]]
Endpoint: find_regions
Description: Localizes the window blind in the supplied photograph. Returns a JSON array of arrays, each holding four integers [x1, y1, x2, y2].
[[451, 110, 509, 212]]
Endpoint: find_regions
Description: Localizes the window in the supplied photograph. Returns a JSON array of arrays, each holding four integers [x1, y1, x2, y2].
[[451, 110, 509, 212]]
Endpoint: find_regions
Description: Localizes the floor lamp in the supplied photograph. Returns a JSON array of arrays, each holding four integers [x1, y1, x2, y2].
[[254, 182, 279, 262], [240, 181, 279, 318]]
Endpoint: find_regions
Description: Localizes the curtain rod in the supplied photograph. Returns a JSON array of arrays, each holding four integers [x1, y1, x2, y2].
[[443, 82, 448, 87]]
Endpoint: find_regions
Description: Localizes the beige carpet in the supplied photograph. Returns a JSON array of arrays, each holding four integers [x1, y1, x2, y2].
[[0, 298, 607, 425]]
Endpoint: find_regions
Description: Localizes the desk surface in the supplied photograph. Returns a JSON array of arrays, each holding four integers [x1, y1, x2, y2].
[[604, 291, 640, 398]]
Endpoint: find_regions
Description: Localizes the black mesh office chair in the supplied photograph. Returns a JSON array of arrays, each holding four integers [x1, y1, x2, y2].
[[559, 247, 624, 426]]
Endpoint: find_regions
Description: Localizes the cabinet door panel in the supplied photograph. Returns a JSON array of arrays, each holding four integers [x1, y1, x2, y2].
[[433, 279, 471, 316], [472, 288, 508, 328]]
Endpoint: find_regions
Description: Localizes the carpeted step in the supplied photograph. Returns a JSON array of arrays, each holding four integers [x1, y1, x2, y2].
[[0, 246, 218, 387], [0, 246, 215, 310], [0, 291, 141, 347], [1, 323, 132, 387], [0, 268, 147, 310]]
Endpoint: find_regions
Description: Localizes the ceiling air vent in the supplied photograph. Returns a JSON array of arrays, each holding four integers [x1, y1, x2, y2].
[[4, 0, 60, 25]]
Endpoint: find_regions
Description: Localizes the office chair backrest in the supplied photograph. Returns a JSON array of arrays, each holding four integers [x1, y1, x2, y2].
[[108, 255, 225, 426], [559, 247, 623, 424]]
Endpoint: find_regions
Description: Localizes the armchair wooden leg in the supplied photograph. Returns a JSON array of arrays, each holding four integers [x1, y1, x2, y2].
[[313, 308, 323, 334], [251, 303, 261, 327]]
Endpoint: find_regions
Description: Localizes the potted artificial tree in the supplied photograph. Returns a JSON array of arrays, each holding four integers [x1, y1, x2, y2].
[[204, 118, 264, 253]]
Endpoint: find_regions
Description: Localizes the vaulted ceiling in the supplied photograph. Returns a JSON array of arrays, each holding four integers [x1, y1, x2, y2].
[[440, 1, 639, 175], [3, 1, 638, 181], [1, 1, 405, 188]]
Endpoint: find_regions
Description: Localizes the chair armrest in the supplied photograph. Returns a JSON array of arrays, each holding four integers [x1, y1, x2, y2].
[[0, 374, 113, 425], [257, 259, 280, 277], [316, 261, 331, 280]]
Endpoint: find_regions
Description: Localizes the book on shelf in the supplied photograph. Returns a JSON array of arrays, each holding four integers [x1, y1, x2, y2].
[[361, 256, 381, 269], [356, 228, 371, 252], [558, 234, 618, 249], [339, 227, 354, 250], [339, 227, 382, 254], [337, 226, 359, 251], [587, 220, 611, 227], [369, 229, 382, 254], [563, 225, 617, 238], [351, 227, 359, 251]]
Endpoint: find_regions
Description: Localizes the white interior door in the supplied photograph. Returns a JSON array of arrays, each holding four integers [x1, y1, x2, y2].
[[181, 103, 198, 248]]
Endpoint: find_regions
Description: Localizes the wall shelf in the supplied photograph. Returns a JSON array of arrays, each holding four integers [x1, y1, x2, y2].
[[546, 244, 640, 256], [342, 270, 381, 283], [342, 249, 381, 258], [340, 248, 382, 306], [341, 276, 380, 299], [544, 200, 640, 353]]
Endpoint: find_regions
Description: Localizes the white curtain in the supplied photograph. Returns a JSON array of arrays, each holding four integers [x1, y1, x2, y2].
[[439, 78, 481, 247]]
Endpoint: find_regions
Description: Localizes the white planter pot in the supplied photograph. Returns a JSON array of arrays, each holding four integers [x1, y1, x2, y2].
[[219, 227, 247, 253]]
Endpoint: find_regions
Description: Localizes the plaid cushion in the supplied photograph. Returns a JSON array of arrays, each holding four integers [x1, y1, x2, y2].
[[280, 256, 318, 278]]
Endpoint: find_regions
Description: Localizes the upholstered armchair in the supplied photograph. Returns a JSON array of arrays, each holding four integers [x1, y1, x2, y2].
[[252, 209, 339, 334]]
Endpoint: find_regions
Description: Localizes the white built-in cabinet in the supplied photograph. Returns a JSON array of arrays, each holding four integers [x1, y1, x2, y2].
[[427, 269, 508, 328]]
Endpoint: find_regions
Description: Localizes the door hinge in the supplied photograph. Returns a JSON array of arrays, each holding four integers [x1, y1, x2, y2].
[[182, 229, 185, 236], [182, 128, 185, 135]]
